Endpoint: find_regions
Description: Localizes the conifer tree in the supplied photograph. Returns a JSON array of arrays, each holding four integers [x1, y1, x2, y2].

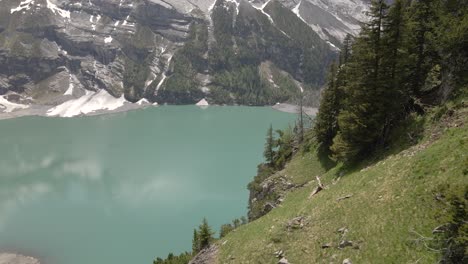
[[314, 63, 339, 157], [263, 124, 275, 165], [192, 229, 199, 253], [405, 0, 438, 96], [198, 218, 214, 250], [330, 0, 389, 162], [339, 34, 353, 66]]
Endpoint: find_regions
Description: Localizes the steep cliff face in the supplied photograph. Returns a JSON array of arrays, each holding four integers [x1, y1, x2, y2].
[[0, 0, 369, 112]]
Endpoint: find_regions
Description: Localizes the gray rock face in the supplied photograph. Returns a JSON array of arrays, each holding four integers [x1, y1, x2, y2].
[[0, 253, 40, 264], [0, 0, 369, 107], [0, 0, 192, 103], [188, 245, 218, 264], [251, 0, 369, 43]]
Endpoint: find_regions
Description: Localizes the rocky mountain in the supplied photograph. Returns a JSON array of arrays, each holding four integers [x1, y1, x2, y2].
[[0, 0, 369, 115]]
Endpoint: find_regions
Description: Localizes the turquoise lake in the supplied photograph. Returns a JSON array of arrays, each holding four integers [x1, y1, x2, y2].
[[0, 106, 295, 264]]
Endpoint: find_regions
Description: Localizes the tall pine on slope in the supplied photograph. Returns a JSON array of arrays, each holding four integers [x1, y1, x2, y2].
[[198, 218, 214, 250], [314, 63, 339, 157], [264, 124, 275, 166], [405, 0, 439, 98], [315, 0, 467, 165], [330, 0, 389, 162]]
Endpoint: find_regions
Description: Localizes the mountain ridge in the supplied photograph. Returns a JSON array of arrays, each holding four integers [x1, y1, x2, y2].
[[0, 0, 369, 116]]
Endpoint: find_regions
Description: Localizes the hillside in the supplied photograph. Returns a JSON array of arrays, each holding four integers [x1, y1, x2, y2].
[[160, 0, 468, 262], [216, 103, 467, 263]]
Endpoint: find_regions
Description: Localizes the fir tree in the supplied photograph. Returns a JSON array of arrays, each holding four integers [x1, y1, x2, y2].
[[405, 0, 439, 96], [198, 218, 214, 250], [263, 124, 275, 165], [192, 229, 199, 253], [330, 0, 389, 162], [314, 63, 339, 157], [339, 34, 353, 66]]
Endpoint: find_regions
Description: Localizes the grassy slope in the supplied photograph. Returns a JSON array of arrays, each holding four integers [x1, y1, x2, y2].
[[216, 107, 467, 263]]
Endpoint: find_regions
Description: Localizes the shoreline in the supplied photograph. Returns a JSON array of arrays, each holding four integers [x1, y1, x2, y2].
[[0, 103, 317, 120], [272, 103, 318, 116], [0, 253, 40, 264], [0, 103, 149, 120]]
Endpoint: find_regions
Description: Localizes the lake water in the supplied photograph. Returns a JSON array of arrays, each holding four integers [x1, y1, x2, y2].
[[0, 106, 295, 264]]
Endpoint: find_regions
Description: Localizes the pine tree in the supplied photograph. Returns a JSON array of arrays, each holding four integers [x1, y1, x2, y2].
[[198, 218, 214, 250], [378, 0, 408, 144], [339, 34, 353, 66], [192, 229, 199, 253], [330, 0, 389, 162], [314, 62, 339, 157], [263, 124, 275, 165], [405, 0, 439, 97], [297, 96, 304, 144]]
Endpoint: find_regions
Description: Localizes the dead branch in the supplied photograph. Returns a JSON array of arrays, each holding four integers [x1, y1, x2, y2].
[[337, 194, 353, 201]]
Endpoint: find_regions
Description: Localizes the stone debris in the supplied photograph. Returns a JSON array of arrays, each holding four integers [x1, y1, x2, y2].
[[188, 245, 218, 264], [274, 250, 284, 258], [286, 216, 309, 231], [321, 242, 332, 248], [337, 227, 348, 235], [338, 240, 354, 249], [343, 258, 352, 264], [278, 257, 289, 264], [308, 176, 325, 199]]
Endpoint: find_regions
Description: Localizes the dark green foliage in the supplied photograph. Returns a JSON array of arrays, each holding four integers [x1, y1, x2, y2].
[[153, 252, 192, 264], [432, 186, 468, 264], [197, 218, 214, 253], [264, 0, 334, 86], [220, 224, 235, 238], [123, 55, 151, 101], [314, 63, 340, 158], [264, 124, 274, 165], [219, 216, 248, 238], [273, 127, 295, 170], [315, 0, 468, 164], [156, 22, 208, 104], [206, 0, 335, 105], [192, 229, 199, 253], [121, 25, 159, 102], [212, 66, 273, 105]]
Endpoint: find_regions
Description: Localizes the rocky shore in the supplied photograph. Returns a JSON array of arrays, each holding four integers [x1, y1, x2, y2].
[[0, 253, 40, 264], [272, 103, 318, 116]]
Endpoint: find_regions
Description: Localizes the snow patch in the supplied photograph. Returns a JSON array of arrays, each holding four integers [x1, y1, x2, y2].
[[10, 0, 35, 14], [253, 0, 290, 38], [326, 40, 340, 51], [47, 90, 128, 117], [104, 36, 113, 43], [208, 0, 217, 12], [136, 98, 150, 105], [64, 74, 75, 95], [196, 98, 209, 106], [0, 96, 29, 113], [156, 74, 166, 91], [46, 0, 70, 19]]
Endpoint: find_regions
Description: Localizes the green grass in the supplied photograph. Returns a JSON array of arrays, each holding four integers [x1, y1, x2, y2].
[[216, 108, 467, 263]]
